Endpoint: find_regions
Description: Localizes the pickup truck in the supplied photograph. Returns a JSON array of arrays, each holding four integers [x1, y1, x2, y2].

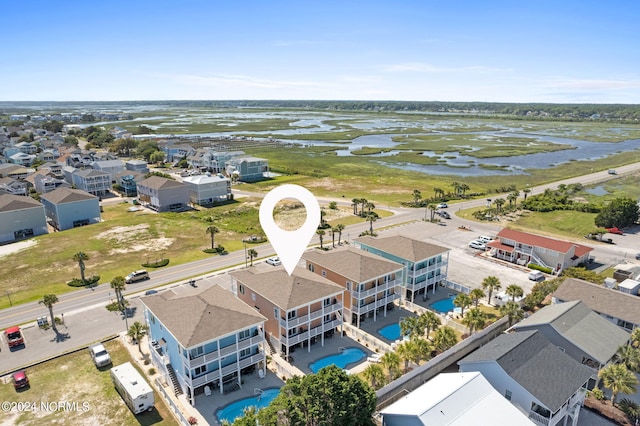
[[5, 326, 24, 348]]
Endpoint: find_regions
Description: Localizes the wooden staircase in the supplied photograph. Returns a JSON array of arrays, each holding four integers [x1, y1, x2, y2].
[[165, 363, 183, 396]]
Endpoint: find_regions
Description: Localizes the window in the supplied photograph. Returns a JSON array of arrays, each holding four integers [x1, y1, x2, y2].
[[346, 281, 351, 291], [251, 292, 256, 301], [194, 365, 207, 377], [274, 307, 280, 319], [308, 264, 314, 272], [321, 270, 327, 277], [190, 346, 204, 359], [238, 329, 250, 340], [288, 327, 297, 336], [505, 390, 512, 401], [324, 298, 331, 306], [239, 284, 245, 295], [239, 348, 251, 358], [287, 310, 297, 320], [324, 314, 331, 322]]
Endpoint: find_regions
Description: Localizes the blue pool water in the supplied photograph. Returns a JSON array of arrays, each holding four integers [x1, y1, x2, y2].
[[309, 347, 366, 373], [216, 388, 280, 424], [378, 323, 401, 341], [430, 296, 456, 313]]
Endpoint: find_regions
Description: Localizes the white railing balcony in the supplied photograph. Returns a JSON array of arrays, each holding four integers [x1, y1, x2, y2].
[[186, 349, 219, 369], [407, 262, 447, 277], [406, 276, 442, 292], [353, 280, 401, 299], [352, 294, 400, 315], [528, 411, 550, 426], [281, 319, 342, 346], [279, 302, 343, 328]]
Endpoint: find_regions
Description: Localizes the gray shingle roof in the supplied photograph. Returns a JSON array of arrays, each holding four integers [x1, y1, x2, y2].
[[139, 175, 187, 190], [554, 278, 640, 326], [40, 187, 98, 204], [140, 285, 266, 348], [74, 168, 110, 177], [512, 300, 630, 364], [230, 267, 344, 310], [303, 247, 403, 282], [355, 235, 449, 262], [459, 330, 594, 411], [0, 194, 42, 212]]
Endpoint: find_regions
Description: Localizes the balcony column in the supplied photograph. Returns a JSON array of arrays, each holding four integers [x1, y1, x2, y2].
[[307, 304, 311, 352]]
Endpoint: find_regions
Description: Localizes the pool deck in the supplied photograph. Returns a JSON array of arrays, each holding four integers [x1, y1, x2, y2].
[[192, 367, 285, 425]]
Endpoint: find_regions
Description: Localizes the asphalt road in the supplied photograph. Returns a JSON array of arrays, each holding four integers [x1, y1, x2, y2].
[[1, 162, 639, 374]]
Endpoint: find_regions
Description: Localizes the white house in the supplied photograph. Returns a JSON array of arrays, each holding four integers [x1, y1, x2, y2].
[[380, 371, 535, 425], [181, 173, 231, 205], [458, 330, 594, 426]]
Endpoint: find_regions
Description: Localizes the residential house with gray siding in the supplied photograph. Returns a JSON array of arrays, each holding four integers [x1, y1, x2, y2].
[[40, 187, 101, 231], [0, 194, 48, 243], [137, 176, 190, 212]]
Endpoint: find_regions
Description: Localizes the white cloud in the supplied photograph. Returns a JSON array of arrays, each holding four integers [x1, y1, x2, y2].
[[381, 62, 512, 74]]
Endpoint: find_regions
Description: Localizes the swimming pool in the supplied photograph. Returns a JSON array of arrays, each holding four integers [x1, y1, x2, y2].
[[430, 296, 457, 313], [216, 388, 280, 424], [309, 347, 366, 373], [378, 323, 401, 341]]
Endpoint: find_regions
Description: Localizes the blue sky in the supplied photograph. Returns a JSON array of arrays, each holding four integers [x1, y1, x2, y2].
[[3, 1, 639, 103]]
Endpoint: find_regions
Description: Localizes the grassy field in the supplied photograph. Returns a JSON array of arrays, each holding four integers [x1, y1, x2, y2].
[[0, 339, 178, 426], [0, 196, 384, 310]]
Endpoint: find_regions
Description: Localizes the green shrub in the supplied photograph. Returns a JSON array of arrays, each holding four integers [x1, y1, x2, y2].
[[148, 367, 156, 375], [67, 275, 100, 287], [527, 263, 553, 274], [618, 398, 640, 423], [142, 259, 170, 268], [588, 387, 605, 401]]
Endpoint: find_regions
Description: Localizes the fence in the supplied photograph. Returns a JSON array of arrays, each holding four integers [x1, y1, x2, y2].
[[342, 322, 393, 354], [444, 279, 470, 294], [155, 377, 191, 426]]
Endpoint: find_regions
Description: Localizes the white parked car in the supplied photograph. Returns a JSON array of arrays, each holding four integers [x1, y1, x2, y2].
[[266, 257, 281, 266], [89, 343, 112, 368], [436, 203, 448, 209], [478, 235, 493, 243], [468, 240, 486, 250]]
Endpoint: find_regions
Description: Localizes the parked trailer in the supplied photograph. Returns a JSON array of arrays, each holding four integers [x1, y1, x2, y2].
[[111, 362, 154, 414]]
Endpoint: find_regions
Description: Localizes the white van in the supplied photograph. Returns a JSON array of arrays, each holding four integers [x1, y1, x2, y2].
[[528, 270, 544, 281], [478, 236, 493, 243]]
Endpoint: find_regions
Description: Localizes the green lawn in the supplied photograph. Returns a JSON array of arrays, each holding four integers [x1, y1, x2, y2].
[[0, 339, 178, 426]]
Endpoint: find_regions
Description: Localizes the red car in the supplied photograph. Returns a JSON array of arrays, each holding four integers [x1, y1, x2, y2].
[[4, 326, 24, 348], [12, 370, 29, 389], [606, 227, 624, 235]]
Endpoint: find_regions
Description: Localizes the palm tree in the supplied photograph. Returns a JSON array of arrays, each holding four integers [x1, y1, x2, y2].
[[362, 363, 385, 390], [427, 203, 437, 221], [459, 183, 470, 196], [110, 276, 126, 310], [365, 211, 378, 233], [631, 328, 640, 348], [365, 201, 375, 213], [462, 308, 487, 335], [616, 345, 640, 372], [395, 341, 414, 373], [450, 181, 460, 196], [351, 198, 359, 215], [319, 209, 327, 227], [400, 316, 420, 340], [127, 321, 150, 354], [419, 311, 441, 340], [248, 249, 258, 266], [470, 288, 485, 308], [481, 276, 502, 305], [523, 187, 531, 201], [412, 189, 422, 206], [494, 198, 506, 214], [335, 223, 345, 245], [505, 284, 524, 301], [206, 225, 220, 250], [73, 251, 89, 282], [454, 293, 472, 316], [381, 352, 401, 382], [359, 198, 368, 216], [316, 229, 326, 249], [433, 187, 444, 199], [413, 338, 432, 364], [331, 226, 338, 248], [599, 363, 638, 406], [500, 301, 525, 326], [39, 293, 59, 331], [433, 326, 458, 353]]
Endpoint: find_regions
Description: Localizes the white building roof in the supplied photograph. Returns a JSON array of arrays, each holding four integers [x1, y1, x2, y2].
[[619, 278, 640, 291], [181, 173, 229, 185], [380, 372, 534, 425]]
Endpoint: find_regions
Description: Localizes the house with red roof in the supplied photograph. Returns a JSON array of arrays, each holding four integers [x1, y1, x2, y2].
[[486, 229, 593, 274]]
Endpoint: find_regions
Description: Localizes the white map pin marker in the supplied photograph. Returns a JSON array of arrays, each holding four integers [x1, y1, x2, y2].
[[259, 184, 321, 276]]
